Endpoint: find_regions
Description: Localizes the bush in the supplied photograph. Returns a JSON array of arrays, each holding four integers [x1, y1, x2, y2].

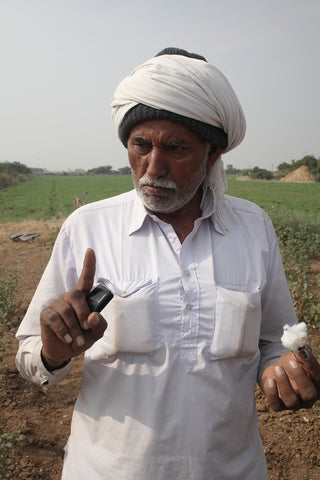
[[272, 215, 320, 328], [250, 167, 274, 180], [0, 162, 31, 189]]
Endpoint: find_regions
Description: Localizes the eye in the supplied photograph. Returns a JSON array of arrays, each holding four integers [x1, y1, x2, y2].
[[130, 138, 152, 154], [166, 144, 184, 151]]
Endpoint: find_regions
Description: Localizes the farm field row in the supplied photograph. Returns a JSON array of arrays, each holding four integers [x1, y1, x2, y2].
[[0, 175, 319, 223]]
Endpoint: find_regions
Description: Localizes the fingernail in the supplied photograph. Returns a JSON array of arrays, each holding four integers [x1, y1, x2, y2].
[[268, 378, 276, 389], [289, 359, 299, 369], [76, 335, 85, 347], [275, 365, 284, 376], [64, 333, 73, 344], [298, 346, 310, 360], [83, 320, 89, 330], [90, 315, 100, 327]]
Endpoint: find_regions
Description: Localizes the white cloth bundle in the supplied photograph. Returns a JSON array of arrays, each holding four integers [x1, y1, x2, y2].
[[111, 54, 246, 229]]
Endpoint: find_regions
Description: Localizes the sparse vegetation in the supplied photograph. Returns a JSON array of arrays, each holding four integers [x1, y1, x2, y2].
[[0, 266, 20, 330], [273, 215, 320, 328], [0, 266, 23, 477]]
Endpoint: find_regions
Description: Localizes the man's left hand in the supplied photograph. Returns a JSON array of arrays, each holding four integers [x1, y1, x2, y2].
[[262, 347, 320, 411]]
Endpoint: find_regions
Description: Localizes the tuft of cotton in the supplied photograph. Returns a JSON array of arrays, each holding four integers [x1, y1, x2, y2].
[[281, 323, 308, 352]]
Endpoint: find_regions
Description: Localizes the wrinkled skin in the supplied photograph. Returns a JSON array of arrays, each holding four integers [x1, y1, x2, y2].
[[262, 347, 320, 411], [40, 248, 107, 370]]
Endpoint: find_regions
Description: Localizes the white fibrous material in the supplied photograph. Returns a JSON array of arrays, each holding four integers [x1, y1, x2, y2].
[[281, 323, 308, 352]]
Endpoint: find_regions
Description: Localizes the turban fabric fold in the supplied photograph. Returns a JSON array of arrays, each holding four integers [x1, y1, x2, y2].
[[112, 54, 246, 153]]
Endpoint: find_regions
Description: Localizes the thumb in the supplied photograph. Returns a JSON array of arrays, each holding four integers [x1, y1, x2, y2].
[[77, 248, 96, 294]]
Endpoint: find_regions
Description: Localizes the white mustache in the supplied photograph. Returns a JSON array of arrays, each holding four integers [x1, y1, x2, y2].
[[139, 176, 177, 190]]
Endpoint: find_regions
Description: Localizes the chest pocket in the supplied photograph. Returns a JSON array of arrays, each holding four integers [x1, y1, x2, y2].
[[209, 286, 262, 359], [100, 279, 160, 357]]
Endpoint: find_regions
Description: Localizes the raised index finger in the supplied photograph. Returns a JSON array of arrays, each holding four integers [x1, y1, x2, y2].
[[77, 248, 96, 294]]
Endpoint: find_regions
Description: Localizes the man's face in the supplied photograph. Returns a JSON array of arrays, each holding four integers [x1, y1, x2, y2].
[[127, 119, 219, 214]]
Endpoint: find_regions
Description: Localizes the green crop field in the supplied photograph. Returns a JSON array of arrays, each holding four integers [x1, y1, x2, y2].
[[227, 176, 320, 222], [0, 174, 319, 223], [0, 175, 134, 223], [0, 175, 319, 326]]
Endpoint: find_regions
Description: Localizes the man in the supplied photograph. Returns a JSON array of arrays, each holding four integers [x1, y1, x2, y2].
[[16, 48, 320, 479]]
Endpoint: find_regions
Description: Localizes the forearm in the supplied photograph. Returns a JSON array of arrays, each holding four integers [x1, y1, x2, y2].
[[15, 336, 73, 386]]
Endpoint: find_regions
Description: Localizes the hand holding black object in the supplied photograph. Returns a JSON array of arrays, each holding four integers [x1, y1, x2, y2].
[[40, 249, 109, 371]]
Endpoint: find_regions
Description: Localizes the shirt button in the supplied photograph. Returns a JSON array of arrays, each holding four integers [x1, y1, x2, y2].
[[184, 270, 191, 277], [186, 304, 193, 310]]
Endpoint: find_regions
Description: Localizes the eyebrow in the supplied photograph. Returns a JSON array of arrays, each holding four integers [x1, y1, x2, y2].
[[130, 136, 189, 145], [131, 136, 150, 143], [164, 139, 188, 146]]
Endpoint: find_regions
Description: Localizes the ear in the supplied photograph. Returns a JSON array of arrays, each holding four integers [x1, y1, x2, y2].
[[206, 145, 224, 172]]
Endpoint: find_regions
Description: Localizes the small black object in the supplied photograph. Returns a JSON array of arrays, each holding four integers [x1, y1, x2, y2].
[[10, 233, 40, 242], [87, 285, 114, 313]]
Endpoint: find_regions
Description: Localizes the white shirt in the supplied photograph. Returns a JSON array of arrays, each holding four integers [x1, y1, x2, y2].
[[16, 189, 297, 480]]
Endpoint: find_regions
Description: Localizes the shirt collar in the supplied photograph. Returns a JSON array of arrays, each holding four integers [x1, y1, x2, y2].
[[128, 188, 226, 236], [201, 187, 225, 235], [128, 193, 149, 235]]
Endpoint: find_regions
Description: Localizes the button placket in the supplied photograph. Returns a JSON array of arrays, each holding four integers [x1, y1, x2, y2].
[[179, 244, 200, 364]]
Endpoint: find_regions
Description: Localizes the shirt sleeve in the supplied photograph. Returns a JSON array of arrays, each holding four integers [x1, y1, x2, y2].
[[15, 223, 78, 385], [258, 213, 297, 386], [16, 336, 73, 386]]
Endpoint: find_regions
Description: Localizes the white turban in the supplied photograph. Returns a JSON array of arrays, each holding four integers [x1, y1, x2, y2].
[[111, 54, 246, 230], [112, 54, 245, 153]]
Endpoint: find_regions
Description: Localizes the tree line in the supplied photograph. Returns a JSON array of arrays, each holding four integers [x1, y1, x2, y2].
[[0, 162, 131, 189], [1, 155, 319, 189]]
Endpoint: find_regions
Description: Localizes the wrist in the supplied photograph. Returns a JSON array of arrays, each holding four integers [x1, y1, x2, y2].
[[41, 349, 71, 372]]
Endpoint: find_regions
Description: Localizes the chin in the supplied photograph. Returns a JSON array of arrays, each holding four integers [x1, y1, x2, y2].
[[142, 196, 186, 214]]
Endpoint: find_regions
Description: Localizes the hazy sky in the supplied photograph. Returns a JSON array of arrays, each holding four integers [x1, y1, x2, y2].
[[1, 0, 319, 172]]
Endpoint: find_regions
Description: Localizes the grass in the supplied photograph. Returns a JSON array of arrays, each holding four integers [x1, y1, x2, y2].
[[0, 175, 134, 223], [226, 176, 320, 221]]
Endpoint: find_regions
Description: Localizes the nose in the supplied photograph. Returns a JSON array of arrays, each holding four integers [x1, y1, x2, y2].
[[146, 146, 168, 179]]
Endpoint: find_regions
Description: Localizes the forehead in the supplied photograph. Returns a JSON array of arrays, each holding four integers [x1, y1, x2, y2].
[[128, 119, 205, 144]]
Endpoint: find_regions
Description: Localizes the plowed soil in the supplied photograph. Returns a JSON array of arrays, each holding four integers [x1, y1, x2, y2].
[[1, 221, 319, 479]]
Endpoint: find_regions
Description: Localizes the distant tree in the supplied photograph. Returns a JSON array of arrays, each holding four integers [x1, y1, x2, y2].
[[95, 165, 113, 175], [87, 165, 114, 175], [297, 155, 319, 174], [118, 167, 131, 175], [225, 166, 241, 175], [0, 161, 31, 175], [250, 167, 273, 180], [277, 162, 291, 173]]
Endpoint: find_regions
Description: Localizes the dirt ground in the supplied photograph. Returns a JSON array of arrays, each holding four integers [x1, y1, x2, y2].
[[0, 220, 319, 480]]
